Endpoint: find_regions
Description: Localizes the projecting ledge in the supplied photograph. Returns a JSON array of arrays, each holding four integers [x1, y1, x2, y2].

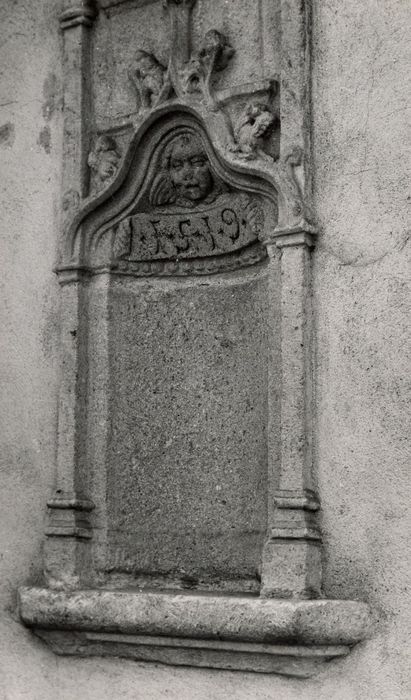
[[19, 587, 371, 678]]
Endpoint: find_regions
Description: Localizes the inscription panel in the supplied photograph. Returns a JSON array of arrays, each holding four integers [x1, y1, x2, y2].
[[114, 194, 259, 261], [110, 132, 265, 272]]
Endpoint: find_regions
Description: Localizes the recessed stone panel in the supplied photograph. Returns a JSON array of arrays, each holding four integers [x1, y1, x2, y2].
[[103, 269, 270, 590]]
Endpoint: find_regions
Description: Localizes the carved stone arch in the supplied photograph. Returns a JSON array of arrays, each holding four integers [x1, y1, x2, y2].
[[64, 103, 280, 271]]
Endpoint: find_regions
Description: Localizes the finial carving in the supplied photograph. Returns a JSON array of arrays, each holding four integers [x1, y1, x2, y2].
[[129, 4, 234, 114], [179, 29, 234, 105], [231, 103, 276, 160], [88, 135, 121, 194]]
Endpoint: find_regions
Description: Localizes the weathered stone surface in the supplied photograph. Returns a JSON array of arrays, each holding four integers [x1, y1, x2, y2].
[[3, 0, 409, 697], [101, 270, 269, 590], [19, 586, 372, 676], [33, 629, 350, 678], [18, 0, 369, 675], [19, 587, 372, 646]]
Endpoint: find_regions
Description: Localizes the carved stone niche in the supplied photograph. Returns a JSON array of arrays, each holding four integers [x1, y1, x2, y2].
[[19, 0, 371, 679]]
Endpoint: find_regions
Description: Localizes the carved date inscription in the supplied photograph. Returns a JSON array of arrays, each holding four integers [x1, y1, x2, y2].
[[113, 193, 260, 261]]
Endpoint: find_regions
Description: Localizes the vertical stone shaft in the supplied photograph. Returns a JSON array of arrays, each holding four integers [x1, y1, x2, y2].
[[44, 2, 97, 588], [60, 0, 97, 201], [277, 234, 313, 494], [280, 0, 312, 195], [86, 275, 111, 574], [54, 275, 88, 496], [45, 272, 94, 588], [261, 233, 321, 599], [166, 0, 196, 65], [259, 0, 320, 598]]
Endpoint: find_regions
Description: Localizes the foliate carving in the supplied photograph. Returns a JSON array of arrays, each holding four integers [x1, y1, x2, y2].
[[129, 2, 234, 113], [231, 103, 276, 160], [239, 193, 265, 236], [179, 30, 234, 104], [88, 135, 121, 194], [109, 132, 265, 273], [129, 51, 169, 112]]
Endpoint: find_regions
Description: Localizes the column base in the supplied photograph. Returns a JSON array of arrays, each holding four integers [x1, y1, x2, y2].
[[261, 538, 322, 598], [44, 492, 94, 589]]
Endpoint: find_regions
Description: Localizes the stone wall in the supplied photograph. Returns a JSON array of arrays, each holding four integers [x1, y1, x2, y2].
[[0, 1, 409, 698]]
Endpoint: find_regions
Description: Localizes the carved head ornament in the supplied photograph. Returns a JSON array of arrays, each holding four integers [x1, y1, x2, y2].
[[150, 132, 225, 207], [88, 135, 121, 192]]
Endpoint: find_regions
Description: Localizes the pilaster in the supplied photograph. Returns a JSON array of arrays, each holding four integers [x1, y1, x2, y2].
[[44, 270, 94, 589], [261, 230, 321, 598], [44, 1, 98, 589]]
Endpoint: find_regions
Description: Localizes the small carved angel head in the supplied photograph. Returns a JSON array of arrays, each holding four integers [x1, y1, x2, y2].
[[133, 50, 164, 80], [150, 133, 215, 207], [199, 29, 234, 71], [130, 50, 166, 109], [246, 103, 274, 132], [253, 110, 274, 138], [88, 135, 121, 191]]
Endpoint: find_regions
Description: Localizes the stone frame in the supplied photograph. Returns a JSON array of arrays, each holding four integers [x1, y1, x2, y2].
[[18, 0, 371, 678]]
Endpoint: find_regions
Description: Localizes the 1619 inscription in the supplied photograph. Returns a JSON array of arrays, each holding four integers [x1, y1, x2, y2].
[[112, 133, 264, 263], [115, 197, 257, 260]]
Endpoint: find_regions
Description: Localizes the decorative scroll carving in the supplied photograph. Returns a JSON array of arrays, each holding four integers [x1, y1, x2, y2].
[[231, 103, 276, 160], [239, 193, 265, 236], [88, 135, 121, 194]]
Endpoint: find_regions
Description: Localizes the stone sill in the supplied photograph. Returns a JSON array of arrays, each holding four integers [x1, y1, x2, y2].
[[19, 587, 371, 678]]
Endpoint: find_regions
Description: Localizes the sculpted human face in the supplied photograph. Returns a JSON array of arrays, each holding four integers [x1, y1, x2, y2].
[[169, 136, 213, 203]]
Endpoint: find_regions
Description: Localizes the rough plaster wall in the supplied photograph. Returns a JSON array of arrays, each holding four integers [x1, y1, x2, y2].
[[0, 1, 409, 699]]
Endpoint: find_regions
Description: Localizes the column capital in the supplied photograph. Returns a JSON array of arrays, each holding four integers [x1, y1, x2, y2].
[[263, 226, 317, 251], [274, 230, 316, 249], [60, 1, 98, 30]]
